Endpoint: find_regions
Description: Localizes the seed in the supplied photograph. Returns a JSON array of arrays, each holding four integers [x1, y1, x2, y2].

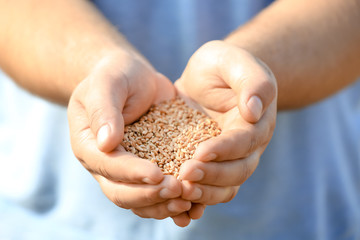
[[120, 97, 221, 177]]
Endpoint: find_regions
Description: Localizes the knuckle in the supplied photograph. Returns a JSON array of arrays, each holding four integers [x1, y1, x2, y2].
[[143, 189, 161, 205], [232, 158, 257, 186], [207, 163, 222, 185], [131, 209, 148, 218], [89, 105, 121, 134], [246, 131, 258, 154], [77, 157, 94, 175], [112, 191, 130, 209], [71, 131, 91, 160], [153, 213, 168, 220], [95, 161, 112, 179], [222, 187, 239, 203], [132, 206, 168, 220], [89, 107, 104, 129], [233, 171, 246, 186], [197, 188, 210, 204], [194, 41, 223, 63], [240, 163, 253, 185]]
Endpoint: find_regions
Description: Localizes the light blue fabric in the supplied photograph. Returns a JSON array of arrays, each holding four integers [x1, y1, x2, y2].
[[0, 0, 359, 239], [93, 0, 270, 81]]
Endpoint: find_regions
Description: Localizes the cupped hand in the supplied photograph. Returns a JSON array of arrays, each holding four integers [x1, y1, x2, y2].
[[174, 40, 277, 215], [68, 52, 191, 226]]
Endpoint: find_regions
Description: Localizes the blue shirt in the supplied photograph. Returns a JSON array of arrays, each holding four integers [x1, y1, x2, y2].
[[0, 1, 359, 239]]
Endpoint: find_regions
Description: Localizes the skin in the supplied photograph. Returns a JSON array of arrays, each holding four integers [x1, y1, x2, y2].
[[226, 0, 360, 109], [175, 42, 277, 224], [0, 0, 359, 228], [175, 0, 360, 223], [0, 0, 189, 226]]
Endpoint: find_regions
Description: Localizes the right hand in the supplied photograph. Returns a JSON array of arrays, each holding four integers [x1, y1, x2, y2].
[[174, 41, 277, 221], [67, 51, 192, 227]]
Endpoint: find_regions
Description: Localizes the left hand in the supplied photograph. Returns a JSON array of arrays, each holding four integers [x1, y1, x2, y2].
[[67, 52, 191, 227], [173, 40, 277, 221]]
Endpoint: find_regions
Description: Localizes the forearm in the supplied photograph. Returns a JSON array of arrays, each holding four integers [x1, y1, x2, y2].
[[225, 0, 360, 110], [0, 0, 138, 105]]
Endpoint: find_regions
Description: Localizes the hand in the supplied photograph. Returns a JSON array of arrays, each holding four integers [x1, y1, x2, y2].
[[68, 52, 191, 226], [174, 40, 277, 217]]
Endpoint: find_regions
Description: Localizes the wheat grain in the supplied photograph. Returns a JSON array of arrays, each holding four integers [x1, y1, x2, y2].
[[121, 97, 221, 178]]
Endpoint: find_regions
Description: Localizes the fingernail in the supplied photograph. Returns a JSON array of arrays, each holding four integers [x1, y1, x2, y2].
[[182, 169, 204, 182], [142, 177, 157, 185], [247, 95, 263, 121], [167, 202, 181, 212], [97, 124, 110, 146], [160, 188, 176, 199], [188, 187, 202, 201], [202, 153, 217, 162]]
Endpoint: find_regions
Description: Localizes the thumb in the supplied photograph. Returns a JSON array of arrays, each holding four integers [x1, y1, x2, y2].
[[153, 73, 176, 104], [84, 77, 127, 153], [222, 47, 277, 123], [94, 111, 124, 153]]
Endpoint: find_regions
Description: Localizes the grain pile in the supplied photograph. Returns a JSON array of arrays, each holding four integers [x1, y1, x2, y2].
[[121, 97, 221, 178]]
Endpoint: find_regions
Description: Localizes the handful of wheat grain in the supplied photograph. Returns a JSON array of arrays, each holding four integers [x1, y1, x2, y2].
[[121, 97, 221, 178]]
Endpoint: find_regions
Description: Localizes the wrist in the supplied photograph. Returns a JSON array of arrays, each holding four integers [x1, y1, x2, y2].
[[75, 45, 154, 90]]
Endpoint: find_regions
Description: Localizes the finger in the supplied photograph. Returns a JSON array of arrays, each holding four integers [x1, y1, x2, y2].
[[193, 104, 276, 162], [95, 175, 182, 209], [179, 152, 260, 186], [83, 56, 162, 152], [70, 128, 163, 185], [80, 139, 164, 184], [171, 212, 192, 227], [220, 46, 277, 123], [188, 203, 206, 220], [80, 73, 128, 153], [194, 128, 261, 162], [175, 42, 238, 114], [181, 181, 240, 205], [69, 95, 164, 184], [131, 198, 191, 220], [121, 71, 169, 125], [153, 73, 176, 104], [177, 40, 277, 123]]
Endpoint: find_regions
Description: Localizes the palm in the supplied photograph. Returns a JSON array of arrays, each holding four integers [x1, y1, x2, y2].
[[171, 41, 277, 223], [68, 54, 190, 227]]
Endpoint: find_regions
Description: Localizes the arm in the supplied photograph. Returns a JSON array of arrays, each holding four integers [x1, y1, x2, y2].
[[0, 0, 135, 104], [0, 0, 191, 226], [226, 0, 360, 110], [176, 0, 360, 215]]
